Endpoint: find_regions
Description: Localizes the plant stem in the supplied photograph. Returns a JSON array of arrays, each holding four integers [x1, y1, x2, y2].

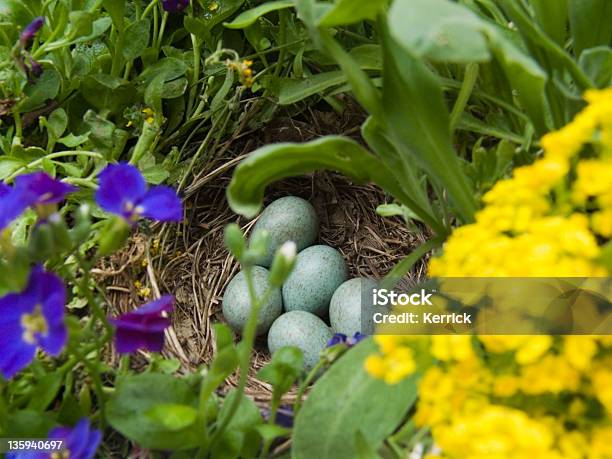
[[450, 62, 479, 133], [293, 360, 325, 414]]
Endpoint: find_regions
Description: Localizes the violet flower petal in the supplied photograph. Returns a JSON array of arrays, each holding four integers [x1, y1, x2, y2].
[[95, 163, 147, 219], [138, 186, 183, 222]]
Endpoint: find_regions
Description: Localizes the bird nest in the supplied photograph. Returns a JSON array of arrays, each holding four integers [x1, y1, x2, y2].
[[98, 112, 429, 403]]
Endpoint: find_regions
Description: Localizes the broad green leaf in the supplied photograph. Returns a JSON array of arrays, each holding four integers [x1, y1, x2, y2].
[[349, 44, 382, 70], [293, 339, 417, 459], [361, 116, 441, 233], [72, 17, 112, 44], [81, 74, 135, 113], [107, 373, 202, 450], [122, 19, 150, 60], [390, 0, 551, 135], [201, 0, 245, 34], [355, 430, 382, 459], [18, 69, 61, 112], [0, 157, 26, 180], [256, 347, 303, 396], [68, 11, 94, 39], [579, 46, 612, 88], [279, 71, 346, 105], [145, 404, 198, 431], [58, 133, 90, 148], [531, 0, 568, 45], [46, 108, 68, 139], [227, 136, 408, 219], [184, 16, 207, 37], [139, 57, 188, 86], [318, 0, 387, 27], [381, 24, 477, 223], [224, 0, 294, 29], [568, 0, 612, 57], [389, 0, 490, 63], [212, 390, 262, 459], [102, 0, 126, 31], [485, 28, 551, 134], [27, 373, 63, 411]]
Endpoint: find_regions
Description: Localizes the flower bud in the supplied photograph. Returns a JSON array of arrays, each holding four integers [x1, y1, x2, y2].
[[224, 224, 246, 260], [71, 204, 92, 244], [19, 17, 44, 48], [268, 241, 297, 287]]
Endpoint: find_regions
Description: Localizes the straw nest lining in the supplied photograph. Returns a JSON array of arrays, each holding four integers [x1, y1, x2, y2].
[[99, 112, 428, 403]]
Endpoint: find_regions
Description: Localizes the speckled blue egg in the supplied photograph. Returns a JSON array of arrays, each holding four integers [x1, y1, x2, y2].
[[282, 245, 348, 317], [330, 277, 378, 336], [222, 266, 282, 336], [267, 311, 333, 370], [251, 196, 318, 268]]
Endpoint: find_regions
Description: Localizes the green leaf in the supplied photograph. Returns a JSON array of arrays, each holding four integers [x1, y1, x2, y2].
[[389, 0, 551, 135], [354, 430, 381, 459], [72, 17, 112, 43], [81, 74, 136, 113], [58, 133, 90, 148], [293, 339, 417, 459], [68, 11, 94, 39], [103, 0, 126, 31], [349, 45, 382, 71], [318, 0, 387, 27], [18, 69, 61, 112], [531, 0, 568, 46], [123, 19, 150, 60], [227, 136, 409, 219], [0, 157, 26, 180], [579, 46, 612, 88], [257, 347, 303, 396], [568, 0, 612, 57], [212, 390, 262, 459], [224, 0, 294, 29], [107, 373, 202, 450], [142, 165, 170, 184], [27, 372, 63, 411], [46, 108, 68, 139], [389, 0, 490, 63], [255, 424, 290, 443], [145, 404, 198, 431], [279, 71, 346, 105], [202, 0, 245, 34], [381, 23, 477, 223], [139, 57, 188, 86]]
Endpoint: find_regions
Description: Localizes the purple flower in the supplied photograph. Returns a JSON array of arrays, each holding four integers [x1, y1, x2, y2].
[[326, 332, 367, 348], [0, 183, 28, 231], [0, 266, 67, 379], [15, 172, 77, 206], [0, 173, 76, 230], [161, 0, 190, 13], [327, 333, 347, 347], [262, 405, 294, 429], [28, 58, 43, 78], [7, 418, 101, 459], [19, 17, 44, 47], [109, 295, 174, 353], [95, 163, 183, 224]]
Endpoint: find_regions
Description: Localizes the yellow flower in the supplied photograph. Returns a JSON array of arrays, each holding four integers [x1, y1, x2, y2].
[[563, 336, 598, 371], [431, 335, 474, 362], [492, 375, 520, 397], [520, 355, 580, 394], [592, 368, 612, 414]]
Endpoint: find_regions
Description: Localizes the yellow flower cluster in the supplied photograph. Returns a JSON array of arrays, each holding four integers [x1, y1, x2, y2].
[[429, 88, 612, 277], [366, 91, 612, 459], [367, 335, 612, 458]]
